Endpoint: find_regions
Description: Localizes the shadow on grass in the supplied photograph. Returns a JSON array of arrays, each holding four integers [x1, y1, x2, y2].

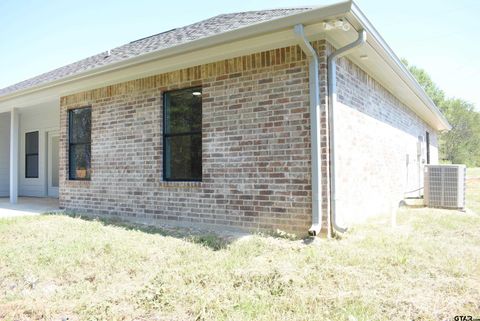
[[42, 211, 312, 250], [43, 212, 230, 251]]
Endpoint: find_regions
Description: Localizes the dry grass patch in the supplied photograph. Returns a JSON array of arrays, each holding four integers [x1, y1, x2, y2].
[[467, 167, 480, 214]]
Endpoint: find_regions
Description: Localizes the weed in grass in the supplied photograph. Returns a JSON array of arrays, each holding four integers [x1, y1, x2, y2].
[[188, 234, 227, 251]]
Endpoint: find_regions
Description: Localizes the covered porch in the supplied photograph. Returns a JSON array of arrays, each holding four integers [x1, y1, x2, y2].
[[0, 197, 60, 218], [0, 102, 60, 205]]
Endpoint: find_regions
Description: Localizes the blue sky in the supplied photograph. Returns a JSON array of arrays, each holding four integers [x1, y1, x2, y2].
[[0, 0, 478, 109]]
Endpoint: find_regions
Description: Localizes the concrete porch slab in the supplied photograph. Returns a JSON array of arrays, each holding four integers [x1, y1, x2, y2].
[[0, 197, 60, 218]]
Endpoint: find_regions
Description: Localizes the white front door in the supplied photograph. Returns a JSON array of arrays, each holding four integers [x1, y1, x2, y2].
[[47, 132, 60, 198]]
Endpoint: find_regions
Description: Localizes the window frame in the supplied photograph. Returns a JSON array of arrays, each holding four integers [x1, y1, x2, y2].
[[68, 106, 92, 181], [25, 131, 39, 179], [162, 87, 202, 182]]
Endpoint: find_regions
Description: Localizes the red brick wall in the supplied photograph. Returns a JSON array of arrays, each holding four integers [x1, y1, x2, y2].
[[60, 41, 328, 234]]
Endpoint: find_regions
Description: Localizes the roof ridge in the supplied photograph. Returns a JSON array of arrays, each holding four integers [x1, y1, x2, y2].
[[125, 8, 314, 48], [129, 28, 178, 44], [216, 6, 316, 16]]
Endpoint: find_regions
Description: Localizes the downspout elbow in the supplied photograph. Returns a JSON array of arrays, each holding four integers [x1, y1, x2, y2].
[[327, 29, 366, 63]]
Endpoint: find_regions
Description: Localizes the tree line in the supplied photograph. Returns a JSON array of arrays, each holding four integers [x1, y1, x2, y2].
[[403, 59, 480, 167]]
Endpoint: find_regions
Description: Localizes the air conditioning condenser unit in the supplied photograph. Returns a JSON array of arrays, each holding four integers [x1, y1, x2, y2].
[[424, 165, 466, 210]]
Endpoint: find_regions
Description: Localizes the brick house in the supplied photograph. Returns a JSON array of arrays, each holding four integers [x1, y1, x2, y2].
[[0, 1, 450, 236]]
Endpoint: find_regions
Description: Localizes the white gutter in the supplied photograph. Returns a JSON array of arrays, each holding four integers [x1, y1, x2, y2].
[[293, 24, 322, 236], [328, 29, 367, 236]]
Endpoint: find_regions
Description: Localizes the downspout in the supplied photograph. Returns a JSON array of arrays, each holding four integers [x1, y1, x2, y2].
[[328, 29, 367, 236], [293, 24, 322, 236]]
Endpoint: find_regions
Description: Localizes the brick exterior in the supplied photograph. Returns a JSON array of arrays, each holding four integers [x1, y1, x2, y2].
[[60, 42, 330, 234], [59, 39, 439, 235]]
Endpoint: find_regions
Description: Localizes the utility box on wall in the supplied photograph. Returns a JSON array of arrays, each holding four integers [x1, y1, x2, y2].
[[424, 165, 466, 210]]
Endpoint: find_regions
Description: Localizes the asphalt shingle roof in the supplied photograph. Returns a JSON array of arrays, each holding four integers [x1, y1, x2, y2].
[[0, 8, 313, 97]]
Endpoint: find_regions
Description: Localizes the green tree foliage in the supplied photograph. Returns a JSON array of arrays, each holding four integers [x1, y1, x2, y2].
[[403, 59, 480, 167]]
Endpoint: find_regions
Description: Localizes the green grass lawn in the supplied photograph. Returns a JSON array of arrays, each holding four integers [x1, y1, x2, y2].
[[0, 171, 479, 321]]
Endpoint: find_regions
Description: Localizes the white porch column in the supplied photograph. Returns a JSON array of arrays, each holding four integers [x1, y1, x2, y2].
[[9, 108, 18, 204]]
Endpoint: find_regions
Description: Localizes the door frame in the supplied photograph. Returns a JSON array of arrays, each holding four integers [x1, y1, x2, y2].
[[47, 131, 60, 198]]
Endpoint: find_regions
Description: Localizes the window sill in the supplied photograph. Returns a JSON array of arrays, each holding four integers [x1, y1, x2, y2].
[[159, 181, 202, 188], [64, 180, 91, 188]]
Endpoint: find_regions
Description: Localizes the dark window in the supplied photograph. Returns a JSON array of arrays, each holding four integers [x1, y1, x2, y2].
[[25, 131, 39, 178], [426, 131, 430, 164], [163, 87, 202, 181], [69, 107, 91, 180]]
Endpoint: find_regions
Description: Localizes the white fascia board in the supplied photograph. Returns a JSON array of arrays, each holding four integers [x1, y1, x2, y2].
[[0, 1, 352, 106], [347, 2, 451, 131]]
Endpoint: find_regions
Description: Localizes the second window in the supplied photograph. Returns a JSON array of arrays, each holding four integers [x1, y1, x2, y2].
[[163, 87, 202, 181]]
